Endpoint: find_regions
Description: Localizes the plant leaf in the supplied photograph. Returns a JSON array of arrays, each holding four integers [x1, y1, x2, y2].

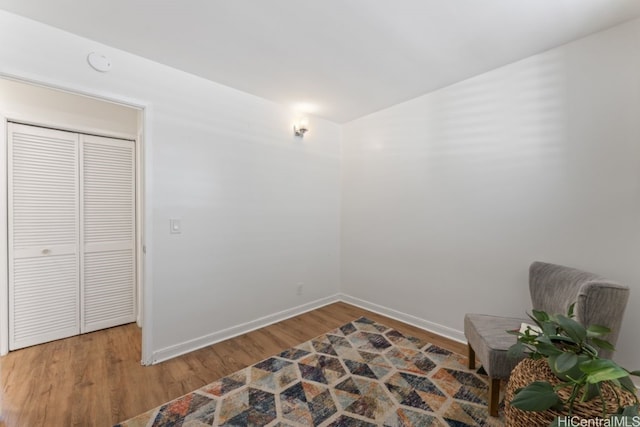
[[556, 315, 587, 343], [590, 337, 615, 351], [531, 309, 550, 323], [586, 324, 611, 337], [621, 405, 639, 416], [553, 352, 578, 373], [618, 375, 637, 396], [567, 302, 575, 318], [610, 405, 640, 425], [511, 381, 563, 412], [582, 383, 600, 402], [628, 370, 640, 377], [542, 321, 557, 337], [580, 359, 629, 383], [535, 340, 564, 357], [508, 342, 526, 360]]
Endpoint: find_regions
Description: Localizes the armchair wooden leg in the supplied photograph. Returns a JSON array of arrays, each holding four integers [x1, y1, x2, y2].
[[467, 343, 476, 370], [488, 377, 501, 417]]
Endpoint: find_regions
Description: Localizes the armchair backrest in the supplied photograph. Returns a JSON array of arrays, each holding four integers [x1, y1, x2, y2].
[[529, 261, 630, 359]]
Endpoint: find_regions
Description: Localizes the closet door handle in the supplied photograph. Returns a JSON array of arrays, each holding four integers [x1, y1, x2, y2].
[[41, 249, 51, 255]]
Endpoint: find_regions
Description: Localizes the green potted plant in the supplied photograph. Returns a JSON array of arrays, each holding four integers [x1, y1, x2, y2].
[[505, 303, 639, 426]]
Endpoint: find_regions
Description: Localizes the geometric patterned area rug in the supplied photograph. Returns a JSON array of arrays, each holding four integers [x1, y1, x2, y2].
[[115, 317, 505, 426]]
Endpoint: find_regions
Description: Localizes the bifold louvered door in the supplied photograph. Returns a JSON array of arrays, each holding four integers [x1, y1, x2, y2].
[[8, 123, 136, 350], [80, 134, 136, 333], [8, 124, 81, 349]]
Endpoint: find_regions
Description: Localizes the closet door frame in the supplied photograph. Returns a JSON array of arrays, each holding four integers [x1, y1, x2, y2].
[[0, 116, 7, 355], [0, 106, 148, 361]]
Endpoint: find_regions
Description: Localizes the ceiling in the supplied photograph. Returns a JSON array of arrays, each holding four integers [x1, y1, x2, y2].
[[2, 1, 640, 123]]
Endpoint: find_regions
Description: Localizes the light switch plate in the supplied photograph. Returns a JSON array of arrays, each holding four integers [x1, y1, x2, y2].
[[169, 219, 181, 234]]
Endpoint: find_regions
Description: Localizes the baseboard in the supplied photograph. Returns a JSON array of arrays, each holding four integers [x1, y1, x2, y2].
[[152, 292, 467, 364], [339, 295, 639, 390], [151, 294, 341, 364], [339, 293, 466, 344]]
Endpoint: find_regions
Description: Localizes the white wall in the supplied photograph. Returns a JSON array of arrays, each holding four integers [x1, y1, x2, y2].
[[0, 78, 139, 138], [0, 11, 341, 363], [342, 19, 640, 369], [3, 8, 638, 371]]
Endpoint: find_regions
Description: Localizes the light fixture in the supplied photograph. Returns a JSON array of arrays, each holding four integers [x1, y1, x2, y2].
[[294, 117, 309, 137]]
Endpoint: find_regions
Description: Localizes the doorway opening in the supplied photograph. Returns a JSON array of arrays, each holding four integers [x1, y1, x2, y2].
[[0, 76, 147, 362]]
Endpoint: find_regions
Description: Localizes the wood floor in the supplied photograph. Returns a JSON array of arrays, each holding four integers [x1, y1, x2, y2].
[[0, 302, 465, 427]]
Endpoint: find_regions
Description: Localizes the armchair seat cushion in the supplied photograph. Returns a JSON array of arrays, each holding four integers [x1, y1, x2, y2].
[[464, 313, 528, 379]]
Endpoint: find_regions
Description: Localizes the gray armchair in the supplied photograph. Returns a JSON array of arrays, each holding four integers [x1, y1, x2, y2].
[[464, 261, 630, 417]]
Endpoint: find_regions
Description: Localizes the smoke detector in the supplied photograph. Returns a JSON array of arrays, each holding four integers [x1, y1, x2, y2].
[[87, 52, 112, 72]]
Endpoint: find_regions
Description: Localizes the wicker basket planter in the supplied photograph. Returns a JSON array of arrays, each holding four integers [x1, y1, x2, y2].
[[505, 358, 637, 426]]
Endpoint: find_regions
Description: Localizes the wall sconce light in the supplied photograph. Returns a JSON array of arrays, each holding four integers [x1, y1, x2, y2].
[[294, 117, 309, 137]]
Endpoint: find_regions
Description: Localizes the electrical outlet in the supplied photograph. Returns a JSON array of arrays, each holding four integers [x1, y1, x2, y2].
[[296, 283, 304, 296]]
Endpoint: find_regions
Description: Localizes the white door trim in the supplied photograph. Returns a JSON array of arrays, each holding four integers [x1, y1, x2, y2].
[[0, 115, 7, 356], [0, 73, 154, 365]]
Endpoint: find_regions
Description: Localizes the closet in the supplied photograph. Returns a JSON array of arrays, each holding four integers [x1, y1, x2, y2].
[[8, 122, 136, 350]]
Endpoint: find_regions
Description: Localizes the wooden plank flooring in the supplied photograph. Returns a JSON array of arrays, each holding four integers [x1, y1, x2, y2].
[[0, 302, 465, 427]]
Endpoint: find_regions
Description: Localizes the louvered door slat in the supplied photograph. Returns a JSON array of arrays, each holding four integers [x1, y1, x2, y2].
[[8, 123, 80, 350], [81, 134, 136, 333]]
